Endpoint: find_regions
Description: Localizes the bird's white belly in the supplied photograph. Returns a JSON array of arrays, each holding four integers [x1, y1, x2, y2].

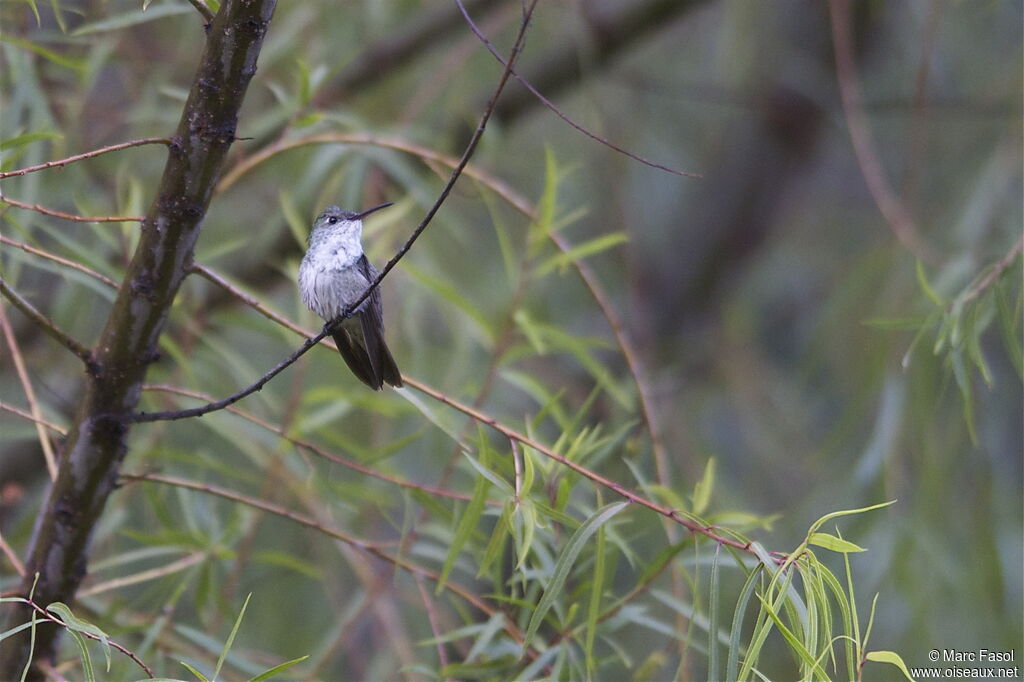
[[299, 262, 369, 321]]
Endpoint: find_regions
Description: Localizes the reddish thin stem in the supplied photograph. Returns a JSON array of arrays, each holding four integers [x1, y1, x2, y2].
[[0, 193, 143, 223], [0, 137, 172, 179], [828, 0, 939, 263]]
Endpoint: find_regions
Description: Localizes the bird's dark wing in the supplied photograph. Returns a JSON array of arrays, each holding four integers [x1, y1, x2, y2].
[[356, 255, 402, 388]]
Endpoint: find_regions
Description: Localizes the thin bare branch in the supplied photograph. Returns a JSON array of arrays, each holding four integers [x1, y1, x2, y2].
[[0, 235, 119, 289], [0, 137, 171, 180], [0, 278, 93, 364], [130, 1, 539, 424], [0, 531, 25, 578], [455, 0, 701, 179], [959, 235, 1023, 307], [0, 193, 143, 223], [0, 304, 57, 479], [828, 0, 939, 263], [0, 401, 66, 435], [78, 552, 207, 598], [218, 133, 529, 213], [119, 473, 396, 548], [413, 574, 450, 670]]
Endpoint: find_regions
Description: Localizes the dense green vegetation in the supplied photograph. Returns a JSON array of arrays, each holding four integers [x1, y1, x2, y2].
[[1, 1, 1020, 680]]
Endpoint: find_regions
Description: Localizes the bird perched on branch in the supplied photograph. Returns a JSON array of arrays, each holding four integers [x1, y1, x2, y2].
[[299, 203, 402, 390]]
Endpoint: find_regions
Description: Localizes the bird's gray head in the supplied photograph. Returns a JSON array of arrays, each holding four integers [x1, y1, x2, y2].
[[312, 202, 392, 231]]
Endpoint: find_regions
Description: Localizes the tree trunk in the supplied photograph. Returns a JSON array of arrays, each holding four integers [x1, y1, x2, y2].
[[0, 1, 277, 676]]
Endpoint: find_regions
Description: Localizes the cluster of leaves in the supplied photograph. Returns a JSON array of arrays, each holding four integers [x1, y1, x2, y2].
[[894, 257, 1022, 441]]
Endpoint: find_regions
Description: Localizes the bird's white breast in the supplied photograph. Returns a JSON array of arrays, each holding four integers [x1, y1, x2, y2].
[[299, 227, 367, 320]]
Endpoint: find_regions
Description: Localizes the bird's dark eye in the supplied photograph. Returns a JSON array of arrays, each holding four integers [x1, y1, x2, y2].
[[328, 216, 338, 224]]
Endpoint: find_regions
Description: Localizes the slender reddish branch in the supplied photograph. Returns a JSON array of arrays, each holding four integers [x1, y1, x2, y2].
[[0, 193, 143, 223], [828, 0, 938, 263], [0, 305, 58, 478], [959, 235, 1023, 306], [0, 401, 66, 435], [0, 532, 25, 578], [0, 236, 119, 289], [0, 138, 171, 180], [454, 0, 701, 179], [0, 278, 93, 364], [413, 574, 450, 669]]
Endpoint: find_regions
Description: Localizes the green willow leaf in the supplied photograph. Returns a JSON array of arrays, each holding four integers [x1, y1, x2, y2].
[[437, 470, 490, 594], [522, 501, 629, 652], [808, 532, 866, 554], [71, 4, 192, 35]]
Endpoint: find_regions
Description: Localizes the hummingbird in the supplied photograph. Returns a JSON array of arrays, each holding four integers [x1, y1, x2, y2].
[[299, 203, 403, 390]]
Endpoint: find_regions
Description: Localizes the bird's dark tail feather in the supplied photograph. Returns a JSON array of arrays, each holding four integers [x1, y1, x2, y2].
[[332, 331, 402, 390]]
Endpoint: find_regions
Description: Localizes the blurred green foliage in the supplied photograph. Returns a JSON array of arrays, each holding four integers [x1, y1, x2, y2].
[[1, 0, 1021, 680]]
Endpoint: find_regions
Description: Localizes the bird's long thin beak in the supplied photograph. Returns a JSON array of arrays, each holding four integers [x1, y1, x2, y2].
[[355, 202, 393, 220]]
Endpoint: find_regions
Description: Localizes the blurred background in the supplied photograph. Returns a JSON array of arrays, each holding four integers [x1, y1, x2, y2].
[[1, 0, 1021, 679]]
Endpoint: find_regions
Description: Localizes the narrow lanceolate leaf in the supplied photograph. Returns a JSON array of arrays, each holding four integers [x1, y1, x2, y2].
[[65, 629, 96, 682], [707, 545, 721, 682], [0, 35, 87, 71], [523, 501, 630, 652], [437, 471, 491, 593], [808, 532, 866, 554], [865, 651, 915, 681], [584, 513, 608, 679], [754, 594, 826, 680], [248, 654, 311, 681], [915, 259, 945, 306], [71, 4, 193, 35], [513, 498, 538, 571], [0, 131, 63, 151], [692, 457, 716, 515], [46, 602, 111, 673], [534, 232, 628, 277], [213, 593, 252, 681], [478, 501, 512, 578], [179, 661, 210, 681], [726, 564, 761, 682], [807, 500, 896, 536]]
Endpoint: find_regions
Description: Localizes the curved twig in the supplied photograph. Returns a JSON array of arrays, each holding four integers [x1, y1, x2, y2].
[[0, 278, 93, 364], [455, 0, 701, 179], [0, 305, 58, 478], [0, 138, 172, 180], [0, 236, 119, 289], [828, 0, 939, 263], [0, 193, 143, 223]]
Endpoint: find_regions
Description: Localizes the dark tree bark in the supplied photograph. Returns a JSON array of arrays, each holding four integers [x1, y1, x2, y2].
[[0, 1, 277, 676]]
